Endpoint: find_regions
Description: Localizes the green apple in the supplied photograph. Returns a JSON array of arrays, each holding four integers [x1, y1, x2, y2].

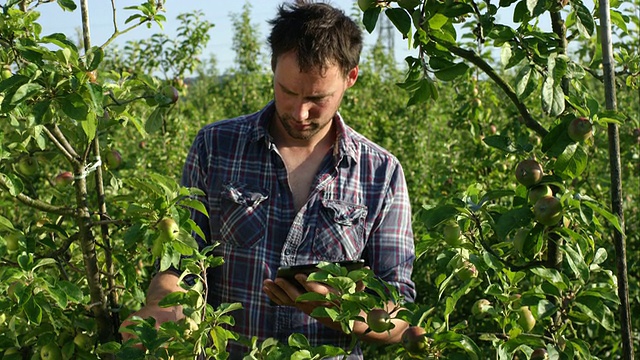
[[158, 217, 179, 241], [533, 196, 562, 227], [367, 308, 393, 333], [515, 159, 543, 188], [471, 299, 493, 319], [401, 326, 431, 355], [528, 184, 553, 205], [160, 85, 179, 105], [40, 343, 62, 360], [1, 66, 12, 80], [16, 156, 39, 177], [73, 333, 92, 351], [105, 149, 122, 169], [456, 261, 478, 281], [4, 232, 23, 252], [442, 222, 462, 246], [567, 117, 592, 142], [517, 306, 536, 332]]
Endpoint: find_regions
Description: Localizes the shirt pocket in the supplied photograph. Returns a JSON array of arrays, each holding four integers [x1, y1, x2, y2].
[[219, 181, 269, 248], [312, 198, 367, 260]]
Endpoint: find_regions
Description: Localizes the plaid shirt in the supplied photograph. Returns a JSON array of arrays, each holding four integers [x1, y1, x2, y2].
[[181, 101, 415, 358]]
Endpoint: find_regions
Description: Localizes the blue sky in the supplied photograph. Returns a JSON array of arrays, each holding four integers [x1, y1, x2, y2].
[[36, 1, 416, 73]]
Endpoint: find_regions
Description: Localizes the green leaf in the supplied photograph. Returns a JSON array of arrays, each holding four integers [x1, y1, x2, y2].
[[24, 296, 43, 324], [526, 0, 547, 17], [179, 198, 208, 217], [554, 142, 588, 179], [562, 244, 589, 281], [496, 207, 534, 240], [0, 214, 15, 230], [58, 93, 90, 120], [407, 77, 437, 106], [85, 46, 104, 71], [515, 64, 539, 99], [58, 281, 83, 303], [609, 10, 628, 34], [500, 43, 512, 67], [10, 83, 43, 105], [288, 333, 310, 349], [32, 258, 57, 272], [573, 2, 595, 36], [362, 7, 381, 33], [483, 135, 519, 153], [541, 77, 565, 116], [577, 286, 620, 304], [146, 107, 165, 133], [56, 0, 77, 11], [385, 8, 411, 36], [46, 285, 69, 309], [0, 173, 24, 196], [441, 3, 474, 17], [542, 118, 573, 157], [592, 248, 607, 265], [420, 205, 460, 229], [531, 267, 568, 291], [428, 13, 449, 30], [434, 62, 469, 81], [81, 111, 97, 142], [158, 291, 188, 307], [574, 296, 616, 331], [582, 202, 622, 233]]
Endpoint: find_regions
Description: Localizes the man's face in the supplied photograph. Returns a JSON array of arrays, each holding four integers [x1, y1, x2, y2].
[[272, 52, 358, 142]]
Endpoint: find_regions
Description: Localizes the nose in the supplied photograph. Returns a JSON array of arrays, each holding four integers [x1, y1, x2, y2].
[[292, 100, 311, 122]]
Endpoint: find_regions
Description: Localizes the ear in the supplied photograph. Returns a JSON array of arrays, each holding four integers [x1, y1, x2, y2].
[[345, 66, 358, 88]]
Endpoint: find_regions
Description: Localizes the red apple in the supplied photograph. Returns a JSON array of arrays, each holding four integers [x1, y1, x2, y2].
[[567, 117, 592, 142], [515, 159, 543, 188], [54, 171, 74, 187], [534, 196, 563, 226], [401, 326, 431, 355], [105, 149, 122, 169]]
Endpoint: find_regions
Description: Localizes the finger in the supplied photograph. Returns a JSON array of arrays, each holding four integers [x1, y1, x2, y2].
[[295, 274, 332, 295], [263, 279, 295, 305]]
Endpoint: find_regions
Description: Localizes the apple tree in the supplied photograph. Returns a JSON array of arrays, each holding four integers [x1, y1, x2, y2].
[[0, 1, 231, 359], [357, 0, 638, 358]]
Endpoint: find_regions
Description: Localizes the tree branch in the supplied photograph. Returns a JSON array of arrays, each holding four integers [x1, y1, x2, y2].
[[0, 177, 75, 216], [434, 39, 549, 138]]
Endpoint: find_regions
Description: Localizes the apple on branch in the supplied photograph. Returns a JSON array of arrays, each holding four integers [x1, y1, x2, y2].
[[366, 308, 393, 333], [401, 326, 431, 356], [515, 159, 543, 188], [567, 117, 593, 142]]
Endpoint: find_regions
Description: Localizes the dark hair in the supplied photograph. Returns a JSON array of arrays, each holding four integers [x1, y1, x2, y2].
[[267, 2, 363, 76]]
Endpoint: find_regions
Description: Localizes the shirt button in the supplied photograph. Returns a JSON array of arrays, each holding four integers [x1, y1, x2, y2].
[[284, 249, 291, 255]]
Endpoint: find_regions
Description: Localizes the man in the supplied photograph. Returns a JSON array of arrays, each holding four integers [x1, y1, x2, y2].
[[123, 2, 415, 358]]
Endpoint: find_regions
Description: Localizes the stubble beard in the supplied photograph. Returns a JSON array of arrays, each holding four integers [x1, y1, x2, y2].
[[275, 111, 332, 141]]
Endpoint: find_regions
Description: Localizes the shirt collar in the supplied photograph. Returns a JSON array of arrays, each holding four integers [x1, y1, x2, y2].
[[250, 101, 359, 165]]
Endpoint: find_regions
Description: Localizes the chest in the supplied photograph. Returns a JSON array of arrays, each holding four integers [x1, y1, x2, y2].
[[279, 148, 329, 211]]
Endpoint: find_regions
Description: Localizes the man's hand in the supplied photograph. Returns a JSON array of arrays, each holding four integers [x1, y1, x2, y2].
[[263, 273, 365, 331], [263, 273, 409, 344]]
